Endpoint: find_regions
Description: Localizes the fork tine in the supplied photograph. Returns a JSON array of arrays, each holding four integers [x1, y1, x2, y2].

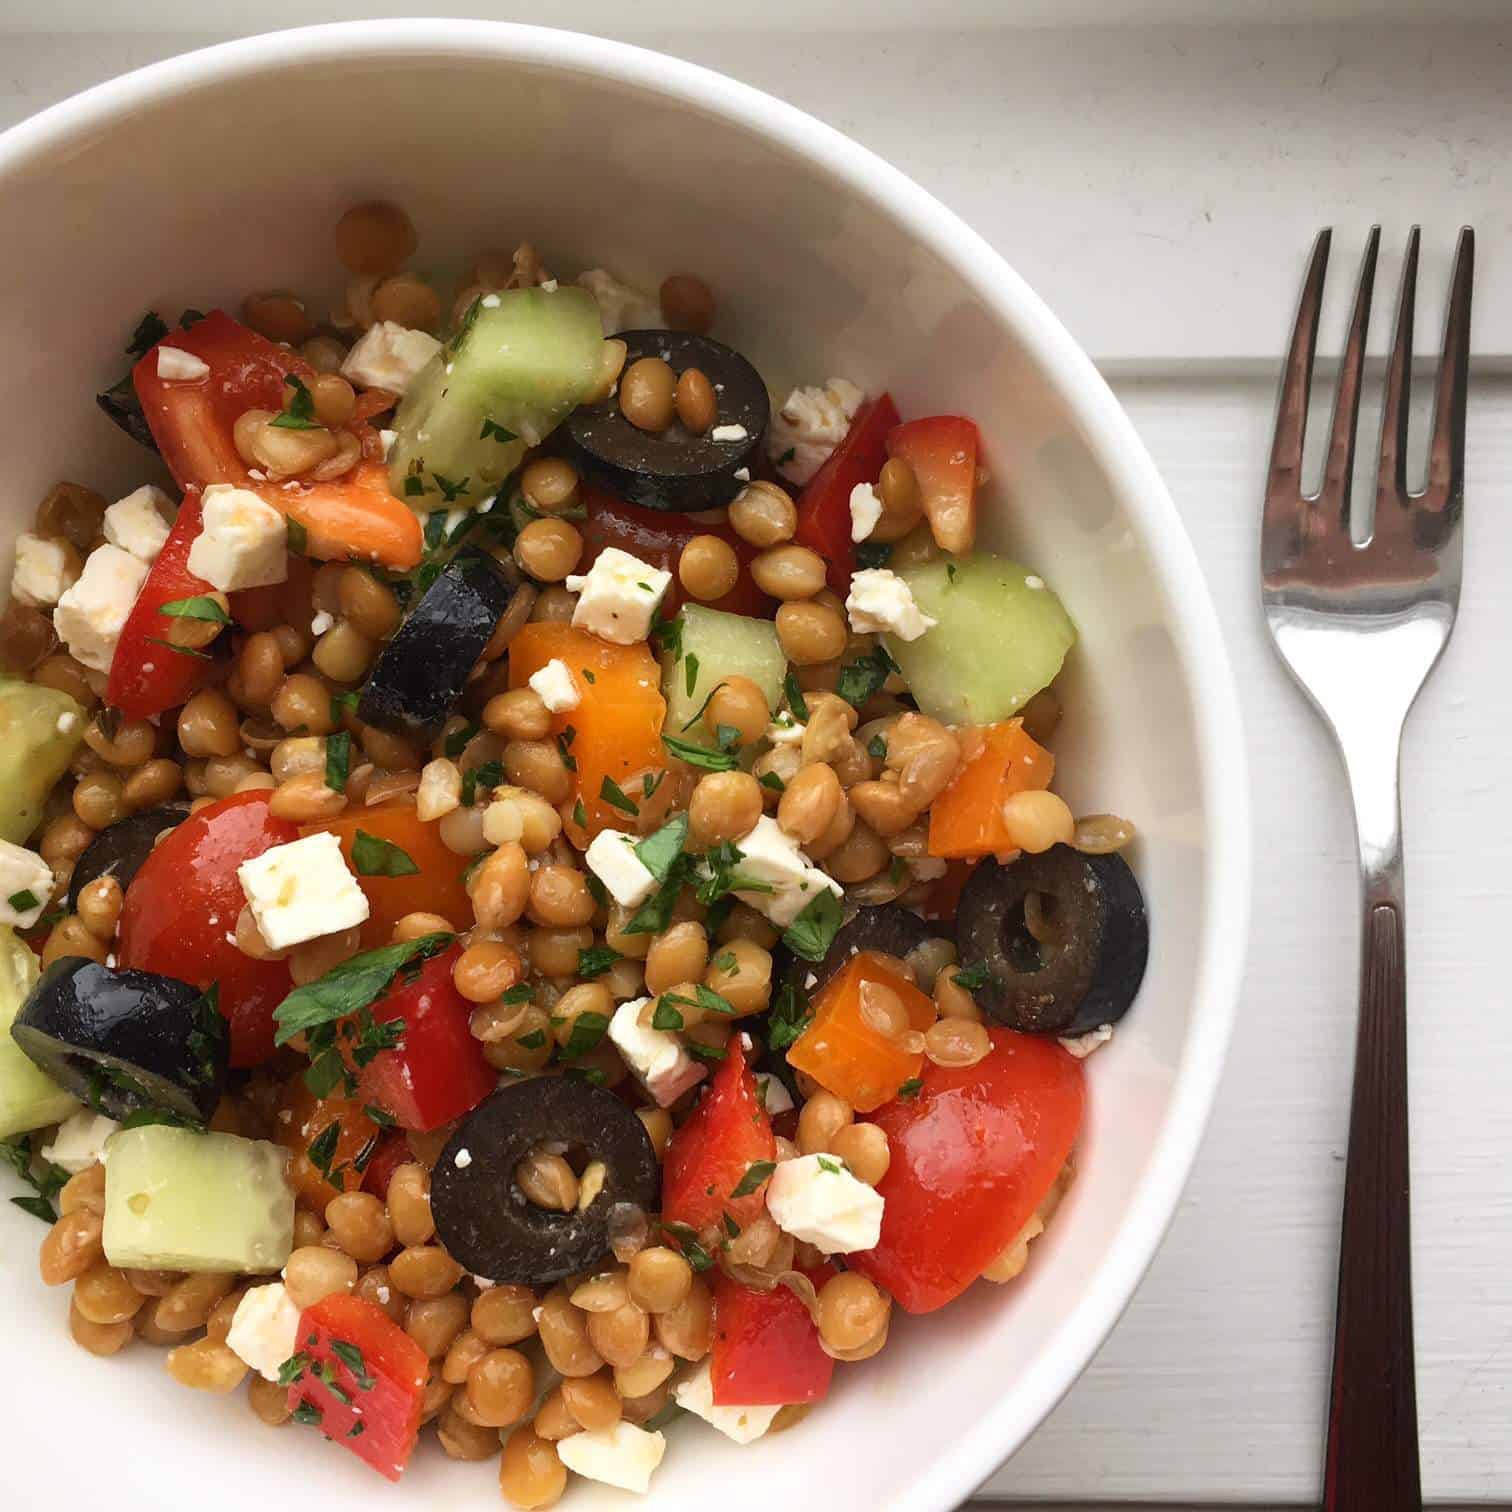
[[1376, 226, 1420, 506], [1319, 226, 1379, 527], [1263, 228, 1330, 570], [1421, 226, 1473, 516]]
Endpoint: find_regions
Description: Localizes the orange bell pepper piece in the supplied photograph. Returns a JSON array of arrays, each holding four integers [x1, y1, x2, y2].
[[507, 622, 667, 837], [927, 720, 1054, 859], [262, 461, 423, 572], [305, 799, 473, 949], [276, 1080, 381, 1207], [786, 954, 936, 1113]]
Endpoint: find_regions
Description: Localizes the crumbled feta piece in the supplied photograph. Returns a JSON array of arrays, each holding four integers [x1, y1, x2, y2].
[[10, 533, 78, 609], [237, 831, 370, 951], [225, 1283, 303, 1382], [379, 428, 398, 460], [187, 485, 288, 592], [102, 485, 173, 563], [565, 547, 671, 646], [1025, 574, 1045, 591], [729, 817, 842, 928], [310, 610, 334, 636], [0, 839, 54, 928], [1060, 1024, 1114, 1059], [155, 345, 210, 382], [584, 829, 657, 910], [845, 568, 937, 642], [40, 1110, 119, 1174], [755, 1072, 795, 1116], [340, 320, 441, 395], [764, 864, 843, 929], [577, 268, 663, 334], [768, 378, 865, 485], [53, 543, 148, 672], [766, 714, 805, 746], [909, 856, 949, 883], [710, 424, 748, 443], [765, 1152, 885, 1254], [673, 1360, 781, 1443], [528, 658, 581, 713], [557, 1421, 667, 1493], [609, 998, 707, 1108], [481, 294, 501, 309], [733, 467, 751, 482], [454, 1148, 473, 1169], [849, 482, 883, 542]]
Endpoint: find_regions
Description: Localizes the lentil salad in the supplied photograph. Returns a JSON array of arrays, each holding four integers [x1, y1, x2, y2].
[[0, 198, 1149, 1503]]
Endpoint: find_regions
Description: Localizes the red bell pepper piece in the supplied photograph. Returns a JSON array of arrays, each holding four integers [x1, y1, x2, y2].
[[847, 1029, 1084, 1314], [794, 393, 901, 595], [357, 942, 496, 1132], [710, 1263, 836, 1406], [661, 1036, 776, 1250], [885, 415, 980, 555], [104, 490, 216, 720], [360, 1131, 412, 1200], [117, 791, 295, 1067], [287, 1293, 430, 1482], [578, 485, 770, 617]]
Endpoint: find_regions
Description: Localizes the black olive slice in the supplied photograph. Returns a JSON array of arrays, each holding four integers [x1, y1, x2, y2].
[[11, 957, 229, 1123], [358, 546, 517, 742], [97, 373, 158, 452], [955, 846, 1148, 1037], [808, 904, 936, 993], [561, 330, 769, 512], [67, 803, 191, 913], [432, 1078, 659, 1286]]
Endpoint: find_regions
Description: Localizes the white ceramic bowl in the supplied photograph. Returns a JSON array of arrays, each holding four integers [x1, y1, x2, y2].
[[0, 21, 1248, 1512]]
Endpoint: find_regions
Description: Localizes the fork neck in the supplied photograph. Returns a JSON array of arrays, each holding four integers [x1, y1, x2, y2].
[[1338, 724, 1406, 912]]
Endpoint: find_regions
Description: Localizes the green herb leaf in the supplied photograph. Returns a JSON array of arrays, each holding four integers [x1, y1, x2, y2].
[[351, 831, 420, 878], [480, 418, 517, 443], [423, 511, 449, 552], [276, 1352, 310, 1387], [6, 889, 39, 913], [678, 678, 727, 733], [599, 776, 640, 817], [953, 961, 991, 991], [362, 1104, 396, 1128], [572, 798, 587, 828], [662, 1222, 715, 1272], [757, 770, 786, 792], [867, 733, 888, 760], [781, 888, 843, 962], [460, 759, 504, 807], [566, 1065, 608, 1087], [621, 862, 690, 936], [306, 1119, 341, 1181], [712, 950, 736, 972], [291, 1399, 323, 1427], [273, 933, 453, 1044], [855, 540, 892, 570], [516, 1029, 547, 1050], [684, 653, 700, 698], [347, 1422, 366, 1438], [433, 473, 471, 504], [946, 562, 959, 584], [816, 1154, 843, 1174], [576, 945, 623, 980], [330, 689, 360, 725], [714, 723, 742, 753], [285, 517, 309, 554], [777, 446, 796, 466], [731, 1160, 776, 1199], [159, 595, 230, 625], [561, 1011, 611, 1060], [634, 814, 688, 882], [404, 475, 425, 499], [897, 1077, 923, 1100], [270, 373, 319, 429], [766, 979, 812, 1052], [651, 998, 685, 1031], [502, 984, 533, 1006], [556, 731, 578, 772], [836, 646, 896, 708], [782, 672, 810, 722], [444, 721, 479, 758], [684, 1040, 727, 1064], [143, 636, 211, 661], [662, 733, 738, 771], [324, 731, 351, 792], [330, 1339, 376, 1389], [0, 1134, 71, 1222], [650, 610, 684, 661]]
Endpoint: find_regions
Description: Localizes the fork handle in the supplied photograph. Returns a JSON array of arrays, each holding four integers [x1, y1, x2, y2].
[[1322, 888, 1421, 1511]]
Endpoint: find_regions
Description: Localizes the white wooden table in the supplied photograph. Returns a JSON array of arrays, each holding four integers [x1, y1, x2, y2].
[[3, 8, 1509, 1506]]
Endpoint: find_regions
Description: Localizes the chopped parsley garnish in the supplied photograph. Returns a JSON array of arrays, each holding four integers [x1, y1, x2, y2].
[[0, 1134, 70, 1222], [714, 723, 742, 753], [651, 998, 684, 1031], [835, 644, 899, 708], [651, 611, 684, 660], [678, 679, 728, 733], [576, 945, 623, 979], [782, 672, 810, 722], [351, 831, 420, 878], [459, 759, 504, 806], [556, 731, 578, 772], [572, 798, 588, 829], [502, 984, 534, 1005], [634, 814, 688, 882], [433, 473, 471, 503], [330, 689, 360, 725], [516, 1029, 547, 1051], [599, 776, 639, 816], [363, 1104, 396, 1128], [561, 1011, 611, 1060], [273, 932, 453, 1045], [324, 731, 351, 792], [777, 446, 796, 465], [276, 1352, 311, 1387], [662, 1223, 715, 1271], [766, 980, 812, 1052], [642, 771, 664, 800], [867, 733, 888, 760], [480, 418, 517, 443], [757, 770, 786, 792], [897, 1078, 924, 1100], [781, 888, 843, 962], [6, 889, 39, 913], [143, 635, 211, 661], [946, 562, 959, 584], [662, 733, 738, 771], [347, 1422, 366, 1438], [684, 653, 700, 698], [306, 1119, 341, 1182], [731, 1160, 776, 1198], [816, 1155, 844, 1174], [270, 373, 319, 429], [285, 517, 309, 554], [684, 1041, 728, 1064], [291, 1399, 323, 1427], [953, 961, 991, 991], [159, 595, 230, 624], [330, 1339, 376, 1389], [403, 475, 425, 498], [582, 668, 596, 684], [444, 721, 480, 758]]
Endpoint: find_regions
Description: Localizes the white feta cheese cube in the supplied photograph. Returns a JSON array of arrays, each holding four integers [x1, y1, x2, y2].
[[340, 320, 442, 395], [565, 547, 671, 646], [755, 1072, 794, 1116], [849, 481, 883, 542], [103, 484, 173, 563], [225, 1282, 303, 1382], [767, 379, 865, 485], [0, 839, 54, 928], [557, 1421, 667, 1494], [528, 658, 581, 713], [155, 345, 210, 382], [609, 999, 706, 1108], [40, 1110, 119, 1174], [310, 610, 334, 636], [187, 485, 288, 592], [237, 831, 370, 951], [53, 543, 148, 673], [845, 567, 937, 642], [379, 428, 398, 460], [10, 533, 78, 608], [576, 268, 664, 334], [766, 714, 805, 746], [584, 829, 657, 910], [673, 1360, 782, 1444], [765, 1152, 885, 1254], [762, 864, 843, 929], [710, 424, 748, 443], [729, 816, 806, 891], [1060, 1023, 1114, 1058]]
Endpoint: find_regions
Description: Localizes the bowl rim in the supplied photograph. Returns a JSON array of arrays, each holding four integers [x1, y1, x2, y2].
[[0, 19, 1251, 1508]]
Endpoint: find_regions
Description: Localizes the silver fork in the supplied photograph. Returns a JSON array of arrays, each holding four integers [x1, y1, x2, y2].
[[1262, 225, 1473, 1512]]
